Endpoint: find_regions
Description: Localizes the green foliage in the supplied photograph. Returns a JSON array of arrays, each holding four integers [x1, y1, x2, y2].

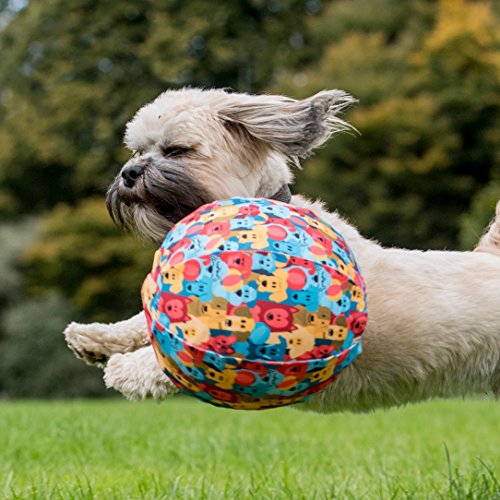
[[21, 198, 155, 321], [279, 0, 500, 249], [0, 294, 105, 398]]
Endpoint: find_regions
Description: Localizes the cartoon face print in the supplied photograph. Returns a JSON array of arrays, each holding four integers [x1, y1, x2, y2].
[[230, 218, 255, 231], [271, 239, 302, 255], [215, 239, 240, 252], [236, 226, 270, 250], [255, 336, 288, 361], [288, 288, 319, 312], [161, 266, 185, 294], [252, 253, 277, 274], [261, 203, 291, 219], [224, 306, 256, 339], [348, 312, 368, 336], [206, 334, 237, 355], [184, 278, 212, 302], [294, 306, 332, 337], [237, 203, 261, 217], [253, 301, 299, 332], [282, 327, 315, 359], [200, 204, 240, 223], [158, 293, 191, 323], [141, 274, 159, 317], [331, 294, 352, 316], [164, 223, 187, 247], [257, 270, 288, 302], [286, 256, 316, 275], [204, 367, 237, 390], [308, 362, 335, 383], [325, 316, 348, 341], [178, 317, 210, 345], [219, 252, 252, 276], [350, 285, 366, 311]]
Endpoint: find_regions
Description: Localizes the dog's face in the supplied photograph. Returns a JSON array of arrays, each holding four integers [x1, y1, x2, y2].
[[107, 87, 355, 243]]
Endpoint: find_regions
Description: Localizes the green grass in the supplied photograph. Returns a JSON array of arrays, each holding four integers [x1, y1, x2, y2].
[[0, 398, 499, 499]]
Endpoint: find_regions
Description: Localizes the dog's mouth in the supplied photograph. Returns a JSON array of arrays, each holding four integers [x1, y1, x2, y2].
[[106, 163, 213, 243]]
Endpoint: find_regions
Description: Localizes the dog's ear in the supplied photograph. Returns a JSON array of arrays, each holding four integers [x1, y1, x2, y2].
[[219, 90, 357, 159]]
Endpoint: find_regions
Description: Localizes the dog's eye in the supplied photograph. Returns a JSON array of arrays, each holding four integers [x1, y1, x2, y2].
[[161, 146, 190, 158]]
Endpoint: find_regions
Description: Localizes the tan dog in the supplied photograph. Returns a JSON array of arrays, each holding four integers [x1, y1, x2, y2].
[[64, 88, 500, 412]]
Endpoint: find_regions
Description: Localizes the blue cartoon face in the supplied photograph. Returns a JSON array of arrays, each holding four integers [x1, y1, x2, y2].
[[292, 231, 314, 248], [216, 240, 240, 252], [262, 204, 291, 218], [255, 336, 287, 361], [252, 253, 277, 274], [185, 279, 212, 302], [331, 294, 352, 315], [272, 239, 302, 255], [164, 223, 187, 246], [288, 288, 319, 312], [231, 218, 255, 230]]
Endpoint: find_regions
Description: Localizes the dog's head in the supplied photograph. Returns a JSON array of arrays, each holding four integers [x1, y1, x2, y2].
[[107, 87, 356, 243]]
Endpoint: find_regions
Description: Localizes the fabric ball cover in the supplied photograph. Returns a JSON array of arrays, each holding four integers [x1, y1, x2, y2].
[[142, 197, 367, 410]]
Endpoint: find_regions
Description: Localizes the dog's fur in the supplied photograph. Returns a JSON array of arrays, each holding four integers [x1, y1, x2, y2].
[[65, 88, 500, 413]]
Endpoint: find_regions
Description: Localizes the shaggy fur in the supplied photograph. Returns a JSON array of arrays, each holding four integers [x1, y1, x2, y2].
[[64, 88, 500, 413]]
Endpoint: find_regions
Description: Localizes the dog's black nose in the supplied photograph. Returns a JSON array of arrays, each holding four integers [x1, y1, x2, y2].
[[121, 164, 144, 188]]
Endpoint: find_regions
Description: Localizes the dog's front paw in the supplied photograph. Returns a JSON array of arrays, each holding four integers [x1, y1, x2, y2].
[[104, 346, 178, 401], [64, 321, 113, 365], [64, 312, 150, 366]]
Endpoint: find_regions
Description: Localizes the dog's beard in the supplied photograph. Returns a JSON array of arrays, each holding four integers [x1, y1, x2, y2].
[[106, 160, 213, 244]]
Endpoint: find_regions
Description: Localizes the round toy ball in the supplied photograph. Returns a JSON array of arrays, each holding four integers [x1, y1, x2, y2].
[[141, 197, 367, 410]]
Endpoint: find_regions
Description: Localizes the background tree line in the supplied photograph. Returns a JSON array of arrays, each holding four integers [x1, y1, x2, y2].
[[0, 0, 498, 397]]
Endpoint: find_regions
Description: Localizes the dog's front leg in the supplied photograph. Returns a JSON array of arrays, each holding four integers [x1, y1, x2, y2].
[[64, 311, 149, 365], [104, 345, 178, 400]]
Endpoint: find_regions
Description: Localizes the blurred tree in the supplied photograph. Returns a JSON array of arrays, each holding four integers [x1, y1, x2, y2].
[[0, 293, 105, 398], [21, 198, 155, 322], [0, 0, 314, 216], [276, 0, 500, 249]]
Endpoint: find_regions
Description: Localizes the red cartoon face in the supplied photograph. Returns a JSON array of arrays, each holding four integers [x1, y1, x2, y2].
[[238, 204, 261, 216], [253, 302, 299, 331], [266, 217, 296, 231], [348, 312, 368, 336], [159, 293, 191, 322], [206, 335, 237, 355], [286, 257, 316, 275], [306, 226, 333, 252], [201, 220, 231, 237], [219, 252, 252, 275]]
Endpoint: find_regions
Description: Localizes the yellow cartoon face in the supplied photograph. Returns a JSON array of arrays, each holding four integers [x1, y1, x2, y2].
[[201, 205, 239, 222], [204, 367, 237, 390], [257, 269, 288, 302], [162, 266, 184, 294], [309, 362, 335, 382], [189, 297, 227, 329], [178, 317, 210, 345], [282, 327, 315, 359], [141, 274, 158, 317], [350, 285, 366, 311], [224, 315, 255, 333], [325, 325, 349, 342], [236, 226, 269, 249]]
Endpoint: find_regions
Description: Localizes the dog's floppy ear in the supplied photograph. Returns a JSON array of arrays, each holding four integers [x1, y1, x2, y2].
[[219, 90, 356, 159]]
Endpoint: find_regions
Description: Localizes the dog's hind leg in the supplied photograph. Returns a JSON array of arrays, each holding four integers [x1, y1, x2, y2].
[[64, 311, 149, 365], [475, 201, 500, 256]]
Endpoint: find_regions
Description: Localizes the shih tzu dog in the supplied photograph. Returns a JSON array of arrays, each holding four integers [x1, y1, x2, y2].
[[65, 88, 500, 413]]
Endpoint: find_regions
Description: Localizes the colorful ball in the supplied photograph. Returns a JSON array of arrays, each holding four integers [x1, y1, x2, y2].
[[141, 197, 367, 410]]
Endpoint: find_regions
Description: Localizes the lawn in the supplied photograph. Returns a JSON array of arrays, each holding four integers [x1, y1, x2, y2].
[[0, 397, 499, 499]]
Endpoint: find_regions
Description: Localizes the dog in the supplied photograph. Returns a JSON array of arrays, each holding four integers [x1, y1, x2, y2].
[[64, 87, 500, 412]]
